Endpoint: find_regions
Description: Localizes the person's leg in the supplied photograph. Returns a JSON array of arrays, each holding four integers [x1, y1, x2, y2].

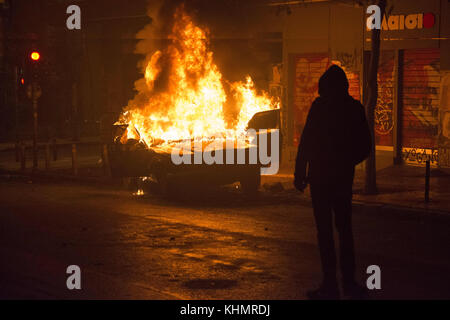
[[310, 184, 337, 287], [333, 187, 355, 285], [333, 178, 368, 299]]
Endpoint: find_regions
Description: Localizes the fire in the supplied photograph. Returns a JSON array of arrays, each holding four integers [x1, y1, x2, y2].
[[118, 7, 279, 147]]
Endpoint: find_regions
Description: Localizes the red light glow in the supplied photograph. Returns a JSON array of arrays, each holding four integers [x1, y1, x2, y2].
[[30, 52, 40, 61]]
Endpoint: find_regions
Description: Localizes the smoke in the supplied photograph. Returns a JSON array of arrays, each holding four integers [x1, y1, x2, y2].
[[124, 0, 232, 118], [125, 1, 176, 112]]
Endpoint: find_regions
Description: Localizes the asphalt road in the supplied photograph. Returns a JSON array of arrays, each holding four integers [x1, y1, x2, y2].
[[1, 175, 450, 299]]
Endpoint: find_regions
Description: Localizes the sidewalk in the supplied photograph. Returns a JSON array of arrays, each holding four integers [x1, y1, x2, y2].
[[0, 136, 101, 152], [0, 142, 107, 183], [261, 164, 450, 215], [0, 155, 103, 176], [353, 165, 450, 214]]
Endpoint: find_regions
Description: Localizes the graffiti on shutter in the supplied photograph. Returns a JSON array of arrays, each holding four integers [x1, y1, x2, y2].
[[375, 51, 394, 146], [402, 49, 440, 149], [292, 54, 361, 145]]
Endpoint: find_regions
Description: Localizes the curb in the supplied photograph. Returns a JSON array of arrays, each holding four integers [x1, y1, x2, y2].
[[265, 181, 450, 219], [351, 199, 450, 220], [0, 140, 101, 153], [292, 192, 450, 219]]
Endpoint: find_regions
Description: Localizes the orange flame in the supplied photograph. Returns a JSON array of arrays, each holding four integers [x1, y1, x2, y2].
[[119, 7, 279, 147]]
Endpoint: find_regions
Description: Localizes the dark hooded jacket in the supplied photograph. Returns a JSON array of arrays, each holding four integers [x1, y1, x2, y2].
[[294, 65, 371, 185]]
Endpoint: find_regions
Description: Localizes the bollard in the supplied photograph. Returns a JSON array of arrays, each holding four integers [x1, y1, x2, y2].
[[72, 143, 78, 176], [102, 144, 112, 177], [20, 143, 26, 171], [52, 138, 57, 161], [425, 159, 430, 203], [45, 143, 50, 170]]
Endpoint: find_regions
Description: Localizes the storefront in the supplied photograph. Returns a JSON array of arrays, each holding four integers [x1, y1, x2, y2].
[[363, 0, 449, 168], [280, 0, 449, 168]]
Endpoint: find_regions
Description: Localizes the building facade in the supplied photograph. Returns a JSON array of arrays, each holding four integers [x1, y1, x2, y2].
[[277, 0, 449, 169]]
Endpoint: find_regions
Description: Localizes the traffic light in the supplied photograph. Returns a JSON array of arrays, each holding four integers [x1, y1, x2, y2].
[[30, 51, 40, 61], [29, 50, 41, 81]]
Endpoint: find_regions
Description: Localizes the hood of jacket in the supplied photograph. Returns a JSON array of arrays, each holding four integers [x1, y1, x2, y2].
[[318, 65, 349, 99]]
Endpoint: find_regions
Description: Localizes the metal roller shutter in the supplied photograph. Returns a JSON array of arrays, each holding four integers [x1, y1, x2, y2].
[[291, 54, 361, 145], [402, 48, 440, 149], [375, 51, 395, 147]]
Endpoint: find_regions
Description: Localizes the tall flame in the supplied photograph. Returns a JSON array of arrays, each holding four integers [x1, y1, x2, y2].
[[119, 7, 279, 147]]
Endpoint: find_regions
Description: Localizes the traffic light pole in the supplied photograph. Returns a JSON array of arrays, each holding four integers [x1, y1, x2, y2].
[[14, 66, 20, 162], [32, 82, 38, 170], [27, 51, 42, 170], [27, 80, 41, 170]]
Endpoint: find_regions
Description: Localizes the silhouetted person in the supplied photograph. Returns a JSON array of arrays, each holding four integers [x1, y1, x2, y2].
[[294, 65, 371, 300]]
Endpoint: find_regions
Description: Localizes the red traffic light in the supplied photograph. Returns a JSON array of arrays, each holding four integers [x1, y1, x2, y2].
[[30, 51, 40, 61]]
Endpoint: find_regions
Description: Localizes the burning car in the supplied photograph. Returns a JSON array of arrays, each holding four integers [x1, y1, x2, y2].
[[108, 7, 280, 195], [109, 109, 280, 195]]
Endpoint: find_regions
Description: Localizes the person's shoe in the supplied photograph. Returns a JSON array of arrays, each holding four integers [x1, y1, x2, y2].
[[342, 281, 369, 300], [306, 284, 340, 300]]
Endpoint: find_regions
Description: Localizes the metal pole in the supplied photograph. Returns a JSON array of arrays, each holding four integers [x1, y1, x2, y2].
[[14, 66, 20, 162], [52, 138, 57, 161], [20, 142, 26, 171], [393, 50, 403, 165], [425, 160, 430, 203], [45, 142, 50, 170], [72, 82, 79, 141], [32, 82, 38, 170]]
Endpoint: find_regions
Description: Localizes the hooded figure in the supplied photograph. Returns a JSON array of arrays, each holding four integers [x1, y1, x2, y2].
[[294, 65, 371, 299]]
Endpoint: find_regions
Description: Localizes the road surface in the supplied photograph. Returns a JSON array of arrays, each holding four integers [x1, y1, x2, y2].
[[1, 175, 449, 299]]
